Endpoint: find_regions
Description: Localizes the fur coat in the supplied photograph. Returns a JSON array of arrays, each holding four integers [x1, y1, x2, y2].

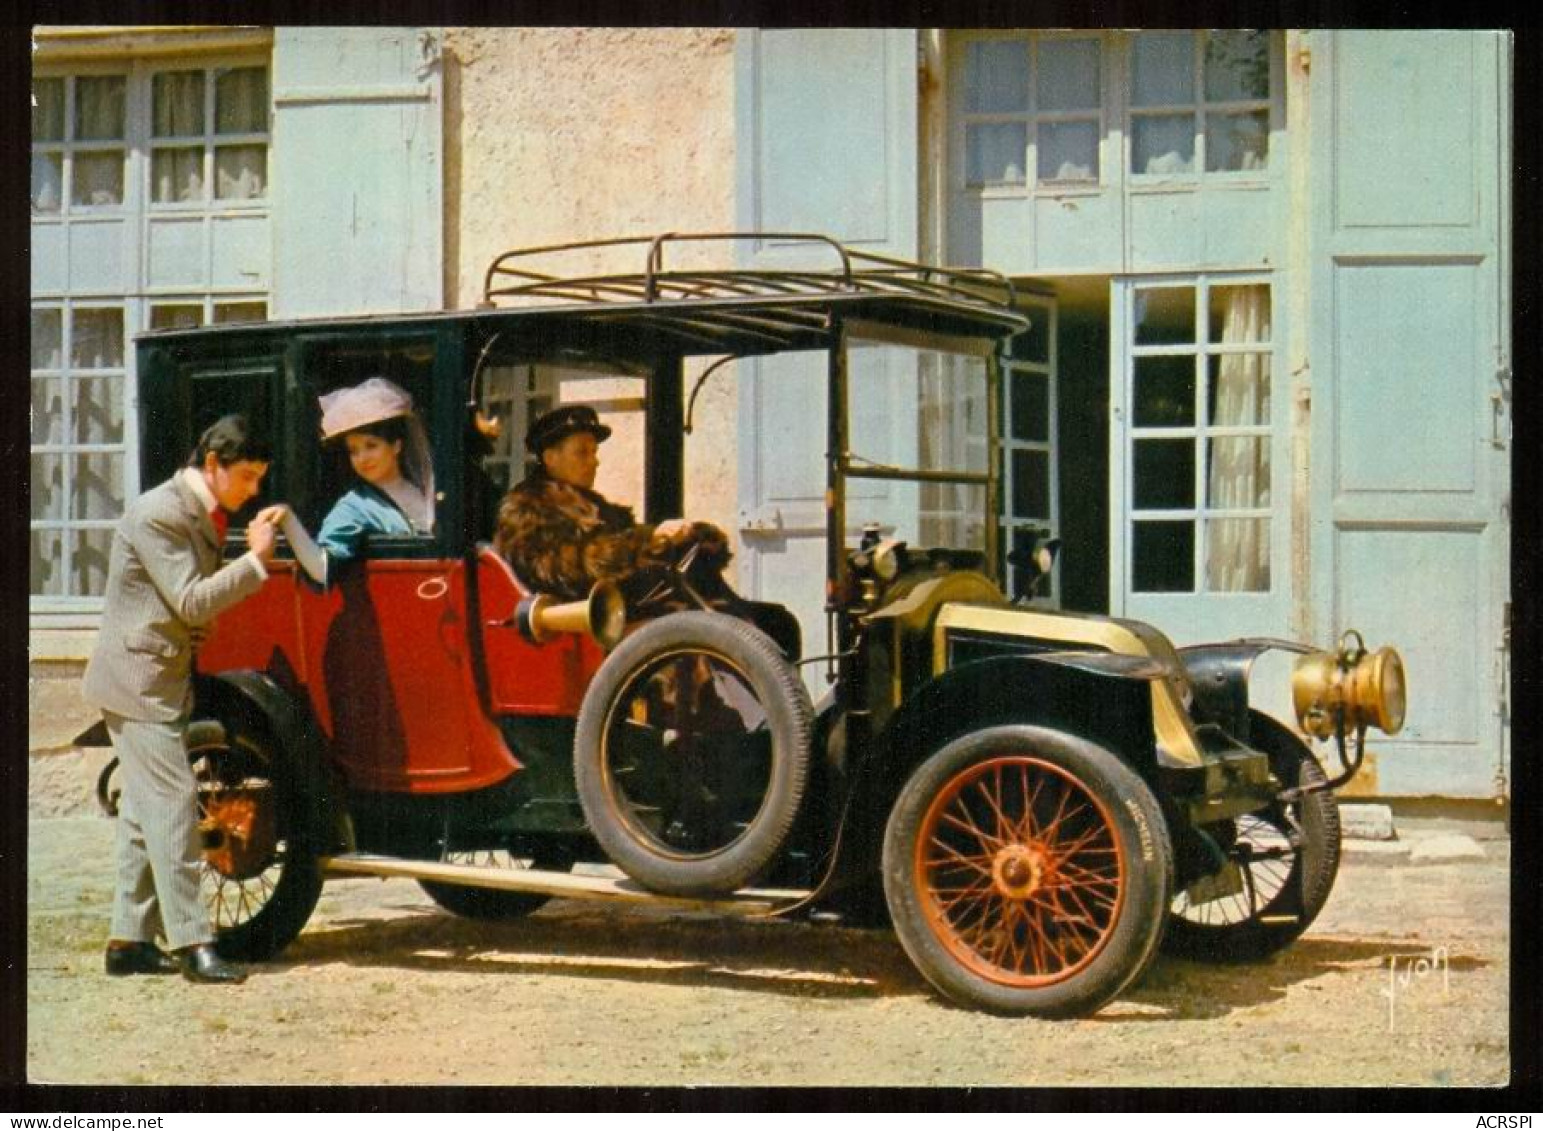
[[494, 473, 728, 606]]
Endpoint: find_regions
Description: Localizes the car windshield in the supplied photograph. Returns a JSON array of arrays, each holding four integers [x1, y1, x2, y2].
[[844, 335, 995, 556]]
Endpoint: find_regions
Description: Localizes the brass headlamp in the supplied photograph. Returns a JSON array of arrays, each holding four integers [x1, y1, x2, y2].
[[1291, 630, 1407, 739]]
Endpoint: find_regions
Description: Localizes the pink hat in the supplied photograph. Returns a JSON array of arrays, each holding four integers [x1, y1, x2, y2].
[[318, 377, 415, 440]]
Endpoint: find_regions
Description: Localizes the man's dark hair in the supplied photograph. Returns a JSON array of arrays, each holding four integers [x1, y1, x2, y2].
[[187, 414, 273, 468]]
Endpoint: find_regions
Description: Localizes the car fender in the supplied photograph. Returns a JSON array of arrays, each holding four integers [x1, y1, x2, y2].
[[1178, 637, 1314, 738], [193, 670, 345, 852], [837, 652, 1169, 875]]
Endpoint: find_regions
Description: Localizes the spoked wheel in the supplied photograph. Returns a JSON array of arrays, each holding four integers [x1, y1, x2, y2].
[[1165, 711, 1341, 962], [187, 718, 323, 961], [574, 612, 811, 898], [883, 726, 1172, 1018], [418, 843, 576, 920]]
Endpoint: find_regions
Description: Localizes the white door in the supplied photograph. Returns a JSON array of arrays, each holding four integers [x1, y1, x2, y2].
[[1110, 272, 1288, 644], [733, 29, 919, 677], [1304, 31, 1510, 798]]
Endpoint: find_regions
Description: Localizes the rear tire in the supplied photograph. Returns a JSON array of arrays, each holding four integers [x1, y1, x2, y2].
[[573, 612, 812, 897], [186, 718, 323, 962], [418, 844, 575, 920], [883, 726, 1172, 1018], [1164, 711, 1341, 962]]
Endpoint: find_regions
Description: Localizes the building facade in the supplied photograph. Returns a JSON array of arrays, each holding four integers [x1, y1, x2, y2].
[[29, 26, 1512, 800]]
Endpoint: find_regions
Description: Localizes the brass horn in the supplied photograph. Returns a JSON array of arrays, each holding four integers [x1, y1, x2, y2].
[[516, 582, 627, 651]]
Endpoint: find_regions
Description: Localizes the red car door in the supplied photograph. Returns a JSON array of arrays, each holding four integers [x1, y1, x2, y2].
[[296, 556, 518, 794]]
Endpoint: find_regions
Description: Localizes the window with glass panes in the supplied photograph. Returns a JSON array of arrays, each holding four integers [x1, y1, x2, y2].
[[1126, 279, 1273, 594], [959, 33, 1103, 188], [478, 364, 558, 495], [30, 61, 270, 609], [1002, 298, 1059, 602], [1128, 30, 1272, 176]]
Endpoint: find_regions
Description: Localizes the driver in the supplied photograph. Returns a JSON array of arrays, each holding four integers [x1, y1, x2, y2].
[[493, 404, 731, 613]]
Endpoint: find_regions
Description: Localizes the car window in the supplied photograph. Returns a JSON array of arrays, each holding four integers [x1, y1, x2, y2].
[[478, 358, 646, 506], [303, 337, 439, 546]]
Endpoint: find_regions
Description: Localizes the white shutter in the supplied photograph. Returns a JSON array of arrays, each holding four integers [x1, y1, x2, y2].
[[270, 27, 442, 317]]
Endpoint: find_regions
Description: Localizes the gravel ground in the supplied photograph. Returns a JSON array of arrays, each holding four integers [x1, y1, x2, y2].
[[24, 810, 1510, 1088]]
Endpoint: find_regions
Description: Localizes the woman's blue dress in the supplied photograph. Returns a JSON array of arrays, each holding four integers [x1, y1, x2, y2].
[[316, 483, 416, 568]]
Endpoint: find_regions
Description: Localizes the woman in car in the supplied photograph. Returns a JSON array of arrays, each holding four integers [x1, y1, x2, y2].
[[281, 377, 436, 586]]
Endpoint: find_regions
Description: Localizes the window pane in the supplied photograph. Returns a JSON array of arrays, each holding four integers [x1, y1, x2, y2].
[[1206, 437, 1270, 508], [74, 376, 124, 444], [32, 454, 64, 521], [1133, 354, 1196, 426], [72, 452, 123, 521], [1208, 353, 1271, 426], [1132, 114, 1195, 174], [72, 528, 115, 597], [1205, 518, 1270, 592], [1133, 520, 1194, 592], [32, 309, 62, 370], [1132, 32, 1194, 107], [215, 145, 267, 199], [1133, 439, 1194, 509], [153, 71, 206, 136], [1208, 284, 1271, 343], [74, 76, 126, 140], [33, 77, 65, 140], [214, 302, 267, 324], [215, 67, 269, 133], [71, 150, 124, 206], [1037, 39, 1099, 111], [1206, 110, 1269, 172], [72, 309, 124, 368], [1012, 449, 1050, 520], [966, 123, 1027, 185], [1038, 120, 1098, 182], [1010, 370, 1049, 442], [1010, 307, 1050, 363], [1204, 31, 1270, 102], [151, 304, 204, 330], [918, 482, 989, 551], [1134, 287, 1195, 345], [30, 529, 66, 597], [32, 377, 65, 446], [31, 153, 63, 213], [965, 40, 1029, 113], [152, 147, 205, 203]]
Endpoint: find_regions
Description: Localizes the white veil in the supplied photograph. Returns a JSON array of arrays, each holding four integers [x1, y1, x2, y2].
[[317, 376, 436, 532]]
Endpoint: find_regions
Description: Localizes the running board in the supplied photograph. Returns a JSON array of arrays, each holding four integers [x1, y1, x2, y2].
[[320, 853, 810, 916]]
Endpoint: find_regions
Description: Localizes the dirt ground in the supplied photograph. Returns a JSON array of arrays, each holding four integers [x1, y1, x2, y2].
[[24, 806, 1510, 1088]]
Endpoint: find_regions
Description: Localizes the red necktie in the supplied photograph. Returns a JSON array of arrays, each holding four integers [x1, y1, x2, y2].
[[211, 509, 229, 542]]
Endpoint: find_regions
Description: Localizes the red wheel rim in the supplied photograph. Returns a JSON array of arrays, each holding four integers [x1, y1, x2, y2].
[[913, 755, 1126, 988]]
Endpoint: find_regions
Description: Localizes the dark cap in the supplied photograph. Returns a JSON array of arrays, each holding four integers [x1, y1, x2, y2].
[[525, 404, 613, 455]]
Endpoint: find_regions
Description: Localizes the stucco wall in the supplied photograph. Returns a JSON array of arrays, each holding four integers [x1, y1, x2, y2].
[[443, 27, 741, 556]]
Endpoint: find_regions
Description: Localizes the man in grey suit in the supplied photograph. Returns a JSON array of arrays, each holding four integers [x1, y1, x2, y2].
[[83, 415, 287, 984]]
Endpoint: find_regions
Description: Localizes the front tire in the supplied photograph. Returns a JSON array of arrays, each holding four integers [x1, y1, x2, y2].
[[186, 718, 323, 962], [883, 726, 1172, 1018]]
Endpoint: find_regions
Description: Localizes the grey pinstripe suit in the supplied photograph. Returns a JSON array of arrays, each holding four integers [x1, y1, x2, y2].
[[83, 472, 267, 949]]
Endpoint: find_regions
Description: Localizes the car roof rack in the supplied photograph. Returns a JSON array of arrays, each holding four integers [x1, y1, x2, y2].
[[482, 232, 1021, 315]]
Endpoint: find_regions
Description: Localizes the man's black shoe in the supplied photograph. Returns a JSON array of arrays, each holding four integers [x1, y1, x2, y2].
[[178, 943, 248, 985], [104, 941, 181, 976]]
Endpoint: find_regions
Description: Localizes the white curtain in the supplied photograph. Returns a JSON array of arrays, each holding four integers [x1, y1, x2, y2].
[[1205, 286, 1271, 591], [918, 353, 986, 548]]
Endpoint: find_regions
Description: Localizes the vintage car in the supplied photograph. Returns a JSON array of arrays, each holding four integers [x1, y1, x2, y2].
[[109, 233, 1406, 1017]]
